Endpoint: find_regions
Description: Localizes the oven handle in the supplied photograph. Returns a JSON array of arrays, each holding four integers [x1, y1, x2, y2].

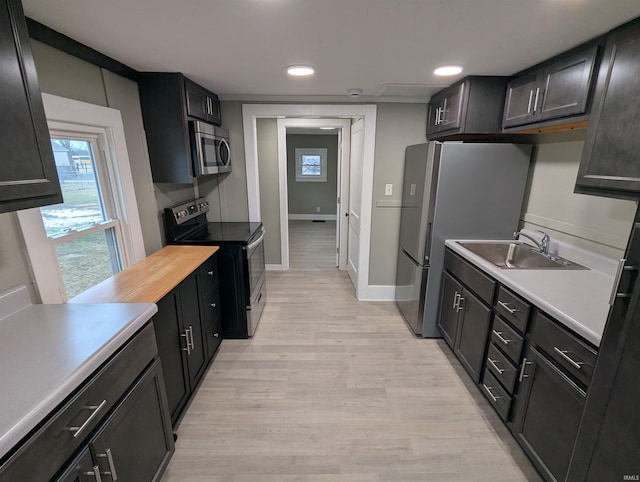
[[246, 227, 266, 252]]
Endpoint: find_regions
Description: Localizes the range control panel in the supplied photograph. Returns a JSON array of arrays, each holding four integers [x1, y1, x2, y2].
[[169, 198, 210, 225]]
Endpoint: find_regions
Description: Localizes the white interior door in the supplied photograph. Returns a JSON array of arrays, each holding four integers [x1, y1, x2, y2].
[[347, 118, 364, 288]]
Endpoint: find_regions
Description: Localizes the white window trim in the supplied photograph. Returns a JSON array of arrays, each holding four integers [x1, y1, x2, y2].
[[17, 94, 146, 303], [295, 148, 327, 182]]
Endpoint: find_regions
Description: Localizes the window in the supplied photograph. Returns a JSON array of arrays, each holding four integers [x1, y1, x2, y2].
[[18, 94, 145, 303], [39, 136, 123, 298], [295, 148, 327, 182]]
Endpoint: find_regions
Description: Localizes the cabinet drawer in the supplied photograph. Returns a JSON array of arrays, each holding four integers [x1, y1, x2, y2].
[[494, 286, 530, 333], [0, 323, 157, 482], [486, 342, 519, 394], [444, 249, 496, 305], [481, 369, 512, 422], [530, 312, 597, 387], [491, 315, 525, 364]]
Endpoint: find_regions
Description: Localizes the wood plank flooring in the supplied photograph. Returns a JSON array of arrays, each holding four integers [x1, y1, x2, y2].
[[161, 220, 542, 481]]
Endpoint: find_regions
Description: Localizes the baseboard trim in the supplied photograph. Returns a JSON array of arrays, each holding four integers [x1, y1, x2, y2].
[[288, 214, 337, 221], [358, 285, 397, 301], [266, 264, 287, 271]]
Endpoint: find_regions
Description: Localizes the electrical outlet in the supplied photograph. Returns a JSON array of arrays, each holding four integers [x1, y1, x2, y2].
[[385, 184, 393, 196], [316, 206, 321, 212]]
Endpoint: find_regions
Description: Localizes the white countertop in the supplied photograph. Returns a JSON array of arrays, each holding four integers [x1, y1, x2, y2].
[[0, 292, 157, 460], [446, 238, 615, 347]]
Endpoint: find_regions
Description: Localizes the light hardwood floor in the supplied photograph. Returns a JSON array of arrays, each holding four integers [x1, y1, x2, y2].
[[161, 220, 542, 481]]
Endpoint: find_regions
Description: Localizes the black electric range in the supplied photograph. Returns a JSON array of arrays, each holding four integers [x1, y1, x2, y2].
[[164, 199, 266, 338]]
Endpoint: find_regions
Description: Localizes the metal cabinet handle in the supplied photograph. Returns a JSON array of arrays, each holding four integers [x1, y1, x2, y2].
[[483, 384, 501, 402], [553, 347, 584, 370], [527, 89, 534, 113], [487, 358, 505, 374], [97, 448, 118, 481], [208, 270, 214, 276], [456, 296, 464, 312], [214, 332, 219, 338], [533, 87, 540, 113], [497, 300, 518, 314], [452, 292, 460, 310], [609, 258, 635, 305], [188, 326, 195, 350], [181, 331, 191, 355], [85, 466, 103, 481], [65, 399, 107, 438], [210, 302, 216, 308], [518, 357, 531, 382], [492, 330, 512, 345]]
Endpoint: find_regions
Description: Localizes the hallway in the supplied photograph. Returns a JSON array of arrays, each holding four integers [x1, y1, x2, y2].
[[161, 220, 540, 481]]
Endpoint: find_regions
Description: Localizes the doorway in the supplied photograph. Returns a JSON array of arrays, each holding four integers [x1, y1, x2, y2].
[[242, 104, 377, 299]]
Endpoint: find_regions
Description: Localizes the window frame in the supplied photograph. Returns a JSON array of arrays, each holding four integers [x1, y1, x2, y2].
[[295, 147, 327, 182], [17, 94, 145, 303]]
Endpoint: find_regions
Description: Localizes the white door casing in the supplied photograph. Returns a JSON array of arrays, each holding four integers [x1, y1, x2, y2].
[[347, 118, 364, 288], [242, 104, 377, 299]]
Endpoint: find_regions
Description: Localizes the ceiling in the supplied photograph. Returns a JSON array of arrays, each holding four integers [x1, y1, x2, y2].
[[22, 0, 640, 103]]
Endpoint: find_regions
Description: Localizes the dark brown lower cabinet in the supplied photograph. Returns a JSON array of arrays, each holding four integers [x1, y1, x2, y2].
[[55, 358, 173, 482], [511, 346, 586, 482], [437, 272, 462, 348]]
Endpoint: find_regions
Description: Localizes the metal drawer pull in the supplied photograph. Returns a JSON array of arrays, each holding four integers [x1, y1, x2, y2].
[[188, 326, 195, 350], [85, 466, 103, 481], [553, 347, 584, 370], [97, 448, 118, 481], [66, 399, 107, 438], [497, 300, 518, 314], [487, 358, 505, 374], [492, 330, 512, 345], [533, 87, 540, 112], [214, 332, 219, 338], [210, 302, 216, 308], [483, 384, 501, 402], [518, 357, 531, 382], [527, 90, 534, 113], [208, 270, 214, 276]]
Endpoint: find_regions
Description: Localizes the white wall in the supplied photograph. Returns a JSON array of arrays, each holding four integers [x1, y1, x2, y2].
[[521, 139, 637, 259]]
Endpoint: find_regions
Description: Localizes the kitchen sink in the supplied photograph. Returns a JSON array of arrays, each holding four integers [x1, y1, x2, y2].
[[458, 242, 589, 270]]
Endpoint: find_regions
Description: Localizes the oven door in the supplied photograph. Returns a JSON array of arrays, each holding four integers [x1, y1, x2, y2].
[[245, 226, 266, 299]]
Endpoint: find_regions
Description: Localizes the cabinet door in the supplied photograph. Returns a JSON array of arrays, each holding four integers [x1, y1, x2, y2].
[[184, 79, 210, 122], [179, 273, 208, 388], [437, 272, 462, 348], [0, 0, 62, 213], [54, 448, 98, 482], [502, 72, 539, 128], [453, 288, 492, 384], [575, 22, 640, 196], [153, 289, 190, 423], [440, 83, 465, 131], [89, 359, 173, 482], [513, 346, 586, 482], [537, 46, 598, 122]]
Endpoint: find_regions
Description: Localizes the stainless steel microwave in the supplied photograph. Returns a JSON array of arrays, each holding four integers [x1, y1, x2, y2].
[[191, 121, 231, 175]]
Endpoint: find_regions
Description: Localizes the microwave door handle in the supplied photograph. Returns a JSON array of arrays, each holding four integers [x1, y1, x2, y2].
[[193, 134, 205, 176], [220, 139, 231, 167]]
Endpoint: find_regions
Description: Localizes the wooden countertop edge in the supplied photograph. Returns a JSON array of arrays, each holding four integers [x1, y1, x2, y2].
[[69, 245, 219, 304]]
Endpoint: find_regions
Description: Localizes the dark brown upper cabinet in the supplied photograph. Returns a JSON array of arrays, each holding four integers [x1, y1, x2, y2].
[[575, 19, 640, 199], [503, 44, 600, 130], [426, 76, 508, 140], [0, 0, 61, 213], [137, 72, 221, 183]]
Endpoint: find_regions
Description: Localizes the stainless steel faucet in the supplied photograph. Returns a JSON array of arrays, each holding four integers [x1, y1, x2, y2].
[[514, 230, 550, 255]]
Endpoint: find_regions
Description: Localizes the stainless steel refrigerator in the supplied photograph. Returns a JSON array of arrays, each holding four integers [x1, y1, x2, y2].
[[395, 142, 532, 337]]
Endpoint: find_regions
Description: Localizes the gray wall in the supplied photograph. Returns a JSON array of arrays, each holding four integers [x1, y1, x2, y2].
[[256, 119, 281, 265], [286, 134, 338, 216], [520, 139, 637, 259], [368, 103, 428, 286]]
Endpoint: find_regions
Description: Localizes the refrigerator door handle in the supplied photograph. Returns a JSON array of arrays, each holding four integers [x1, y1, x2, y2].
[[424, 223, 432, 263], [400, 247, 427, 269]]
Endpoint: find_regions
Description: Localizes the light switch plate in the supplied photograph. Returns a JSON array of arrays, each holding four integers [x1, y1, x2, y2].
[[385, 184, 393, 196]]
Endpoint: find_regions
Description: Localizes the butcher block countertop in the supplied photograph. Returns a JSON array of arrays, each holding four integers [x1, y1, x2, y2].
[[70, 245, 219, 304]]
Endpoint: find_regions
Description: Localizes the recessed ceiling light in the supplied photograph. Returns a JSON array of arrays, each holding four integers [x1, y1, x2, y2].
[[287, 65, 315, 76], [434, 65, 463, 77], [320, 127, 336, 130]]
